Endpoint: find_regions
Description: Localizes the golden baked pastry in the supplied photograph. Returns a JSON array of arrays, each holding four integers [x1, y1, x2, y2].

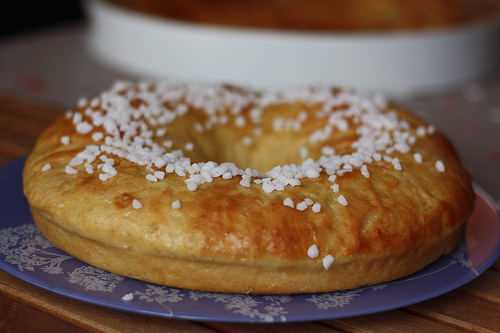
[[24, 82, 474, 294], [109, 0, 500, 32]]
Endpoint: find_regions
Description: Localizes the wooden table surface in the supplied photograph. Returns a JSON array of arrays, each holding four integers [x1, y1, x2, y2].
[[0, 95, 499, 333]]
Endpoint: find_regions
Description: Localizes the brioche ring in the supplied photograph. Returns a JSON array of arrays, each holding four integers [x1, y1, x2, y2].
[[24, 82, 474, 294]]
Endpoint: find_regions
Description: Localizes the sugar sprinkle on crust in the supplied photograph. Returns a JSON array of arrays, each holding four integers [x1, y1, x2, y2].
[[132, 199, 143, 209], [283, 197, 295, 208], [312, 202, 321, 213], [307, 244, 319, 259], [41, 163, 52, 172], [171, 200, 182, 209], [59, 82, 440, 196], [360, 164, 370, 178], [435, 160, 446, 173], [322, 255, 335, 270], [337, 195, 348, 206], [296, 201, 308, 211], [51, 81, 451, 270], [60, 136, 71, 145], [64, 165, 77, 175], [92, 132, 104, 142]]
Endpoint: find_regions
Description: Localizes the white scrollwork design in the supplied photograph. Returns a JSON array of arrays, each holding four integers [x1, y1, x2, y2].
[[0, 224, 71, 274], [67, 266, 124, 292], [190, 292, 291, 322]]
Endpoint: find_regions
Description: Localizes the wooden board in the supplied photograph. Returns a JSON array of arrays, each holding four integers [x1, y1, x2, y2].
[[0, 95, 499, 332]]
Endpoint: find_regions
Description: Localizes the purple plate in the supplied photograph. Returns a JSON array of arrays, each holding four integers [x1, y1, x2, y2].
[[0, 158, 499, 323]]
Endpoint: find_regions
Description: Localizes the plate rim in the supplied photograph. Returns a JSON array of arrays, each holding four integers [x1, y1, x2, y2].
[[0, 158, 499, 323]]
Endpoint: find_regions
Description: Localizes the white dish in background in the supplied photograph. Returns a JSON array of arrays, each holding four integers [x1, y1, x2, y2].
[[86, 0, 500, 95]]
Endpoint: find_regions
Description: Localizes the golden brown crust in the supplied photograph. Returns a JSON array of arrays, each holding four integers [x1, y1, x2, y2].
[[23, 88, 475, 294], [32, 209, 464, 293]]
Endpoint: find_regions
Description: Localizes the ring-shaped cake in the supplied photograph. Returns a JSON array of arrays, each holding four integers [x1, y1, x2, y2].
[[24, 82, 474, 293]]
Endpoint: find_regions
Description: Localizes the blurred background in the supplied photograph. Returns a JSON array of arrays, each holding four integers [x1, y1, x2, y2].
[[0, 3, 499, 332], [0, 0, 499, 202], [2, 0, 500, 100], [0, 3, 84, 38]]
